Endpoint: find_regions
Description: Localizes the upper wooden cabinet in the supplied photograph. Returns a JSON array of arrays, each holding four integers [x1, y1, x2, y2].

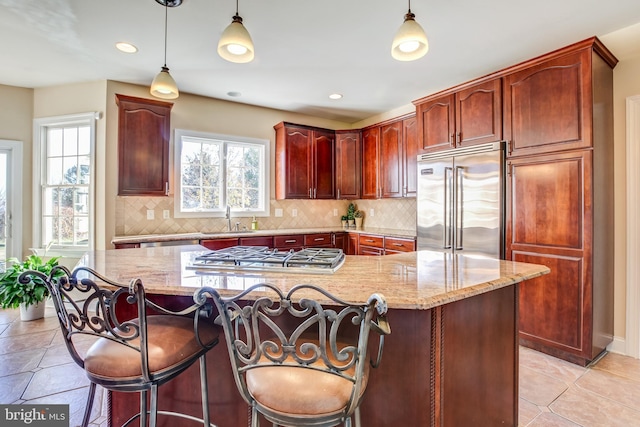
[[361, 126, 380, 199], [274, 122, 335, 199], [415, 79, 502, 154], [503, 49, 591, 157], [116, 94, 172, 196], [360, 114, 417, 199], [335, 130, 361, 199], [403, 116, 418, 197], [379, 121, 403, 198]]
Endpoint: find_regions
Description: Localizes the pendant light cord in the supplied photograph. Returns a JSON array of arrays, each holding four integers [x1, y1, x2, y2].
[[163, 1, 168, 67], [236, 0, 239, 15], [408, 0, 412, 13]]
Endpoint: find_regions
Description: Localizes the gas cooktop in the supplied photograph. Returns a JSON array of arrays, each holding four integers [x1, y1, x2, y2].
[[187, 246, 345, 274]]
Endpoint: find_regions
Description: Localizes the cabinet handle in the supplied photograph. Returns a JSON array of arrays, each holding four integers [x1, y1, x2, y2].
[[507, 140, 513, 154], [285, 239, 297, 243], [165, 182, 169, 196], [450, 134, 455, 147], [456, 132, 461, 144], [314, 238, 325, 241], [314, 188, 317, 198], [365, 239, 375, 243], [309, 188, 312, 198], [337, 188, 340, 199], [393, 243, 404, 247]]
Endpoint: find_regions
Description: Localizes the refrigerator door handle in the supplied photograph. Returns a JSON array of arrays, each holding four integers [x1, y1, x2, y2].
[[455, 166, 464, 250], [444, 166, 453, 249]]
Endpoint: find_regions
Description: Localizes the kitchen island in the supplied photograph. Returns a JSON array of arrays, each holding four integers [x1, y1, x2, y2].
[[76, 245, 549, 427]]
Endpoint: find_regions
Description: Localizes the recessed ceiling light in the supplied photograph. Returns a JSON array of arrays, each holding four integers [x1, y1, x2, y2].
[[115, 42, 138, 53], [329, 93, 343, 100], [227, 91, 242, 97]]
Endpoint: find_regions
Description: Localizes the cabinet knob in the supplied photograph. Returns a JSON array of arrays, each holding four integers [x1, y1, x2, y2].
[[165, 182, 169, 195]]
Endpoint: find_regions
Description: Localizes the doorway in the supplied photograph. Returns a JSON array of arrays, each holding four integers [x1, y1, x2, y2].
[[0, 140, 23, 270]]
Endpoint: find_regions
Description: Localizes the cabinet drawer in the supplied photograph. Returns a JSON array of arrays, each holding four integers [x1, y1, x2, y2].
[[358, 234, 384, 248], [304, 233, 332, 247], [200, 238, 239, 250], [239, 236, 274, 247], [274, 235, 304, 249], [384, 237, 416, 253]]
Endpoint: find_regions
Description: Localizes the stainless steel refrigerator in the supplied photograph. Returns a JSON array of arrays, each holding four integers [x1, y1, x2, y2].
[[417, 141, 505, 258]]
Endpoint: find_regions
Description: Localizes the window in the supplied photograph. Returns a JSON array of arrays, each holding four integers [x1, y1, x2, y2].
[[33, 113, 96, 251], [174, 130, 269, 218]]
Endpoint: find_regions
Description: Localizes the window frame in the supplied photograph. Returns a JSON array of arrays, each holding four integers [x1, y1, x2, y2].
[[32, 112, 97, 255], [173, 129, 270, 219]]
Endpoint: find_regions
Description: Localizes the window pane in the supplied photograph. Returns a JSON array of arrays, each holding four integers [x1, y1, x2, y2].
[[47, 129, 63, 157], [182, 163, 201, 186], [58, 216, 74, 245], [78, 156, 91, 184], [78, 126, 91, 155], [63, 128, 78, 156], [182, 187, 201, 210], [74, 187, 90, 214], [63, 157, 79, 184], [75, 217, 89, 245], [47, 158, 64, 185]]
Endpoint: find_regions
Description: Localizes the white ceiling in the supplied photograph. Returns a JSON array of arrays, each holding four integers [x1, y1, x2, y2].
[[1, 0, 640, 124]]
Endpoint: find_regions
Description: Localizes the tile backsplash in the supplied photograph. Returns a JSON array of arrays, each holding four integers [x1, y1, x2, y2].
[[115, 197, 417, 236]]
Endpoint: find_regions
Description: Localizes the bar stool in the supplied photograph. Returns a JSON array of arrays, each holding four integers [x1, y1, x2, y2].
[[194, 283, 390, 427], [19, 266, 219, 427]]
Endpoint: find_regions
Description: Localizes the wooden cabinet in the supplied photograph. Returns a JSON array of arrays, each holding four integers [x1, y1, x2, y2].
[[358, 234, 385, 256], [201, 238, 238, 250], [384, 237, 416, 254], [335, 131, 361, 199], [303, 233, 332, 248], [505, 38, 616, 365], [415, 79, 502, 154], [274, 122, 335, 199], [332, 232, 346, 251], [346, 233, 359, 255], [239, 236, 273, 247], [361, 114, 417, 199], [116, 94, 172, 196], [361, 127, 380, 199], [274, 235, 304, 252], [403, 116, 418, 197], [503, 49, 591, 157]]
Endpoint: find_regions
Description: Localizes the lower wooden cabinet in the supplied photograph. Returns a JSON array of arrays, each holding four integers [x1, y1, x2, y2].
[[358, 234, 384, 256], [274, 235, 304, 251], [200, 238, 238, 250], [239, 236, 273, 247], [304, 233, 333, 248], [384, 237, 417, 254]]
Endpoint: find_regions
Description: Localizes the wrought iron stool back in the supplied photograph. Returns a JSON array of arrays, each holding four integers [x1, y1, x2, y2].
[[19, 265, 219, 427], [194, 283, 390, 427]]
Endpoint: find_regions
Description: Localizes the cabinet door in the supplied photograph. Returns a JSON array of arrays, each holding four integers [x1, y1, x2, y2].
[[313, 130, 335, 199], [504, 49, 591, 157], [456, 79, 502, 147], [279, 126, 313, 199], [380, 121, 403, 198], [239, 236, 273, 247], [116, 94, 172, 196], [416, 94, 455, 153], [332, 232, 346, 250], [346, 233, 359, 255], [361, 127, 380, 199], [403, 117, 418, 197], [506, 150, 592, 360], [335, 131, 361, 199], [304, 233, 333, 248], [200, 238, 239, 250]]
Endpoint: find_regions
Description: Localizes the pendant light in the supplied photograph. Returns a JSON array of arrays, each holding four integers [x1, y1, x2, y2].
[[391, 0, 429, 62], [218, 0, 254, 63], [150, 0, 179, 99]]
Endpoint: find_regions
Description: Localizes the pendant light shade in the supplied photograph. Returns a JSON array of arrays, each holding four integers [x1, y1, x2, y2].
[[391, 2, 429, 62], [218, 0, 254, 63], [150, 1, 179, 99], [151, 66, 179, 99]]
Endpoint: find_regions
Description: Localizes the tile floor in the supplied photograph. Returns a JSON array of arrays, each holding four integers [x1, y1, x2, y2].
[[1, 306, 640, 427]]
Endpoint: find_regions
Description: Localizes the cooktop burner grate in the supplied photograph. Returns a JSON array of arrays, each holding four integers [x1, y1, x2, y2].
[[191, 246, 345, 272]]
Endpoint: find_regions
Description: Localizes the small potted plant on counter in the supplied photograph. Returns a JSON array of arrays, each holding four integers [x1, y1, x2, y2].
[[346, 203, 357, 228], [354, 210, 364, 228], [341, 215, 348, 228], [0, 253, 63, 321]]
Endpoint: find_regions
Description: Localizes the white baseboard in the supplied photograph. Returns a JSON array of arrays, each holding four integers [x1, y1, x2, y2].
[[607, 336, 629, 356]]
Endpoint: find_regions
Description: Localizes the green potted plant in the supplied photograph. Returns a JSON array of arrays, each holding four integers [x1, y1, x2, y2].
[[0, 254, 63, 321], [346, 203, 357, 228], [341, 215, 348, 228], [354, 210, 364, 228]]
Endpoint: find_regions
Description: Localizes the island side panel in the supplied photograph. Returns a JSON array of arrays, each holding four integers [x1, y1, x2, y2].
[[440, 285, 518, 427]]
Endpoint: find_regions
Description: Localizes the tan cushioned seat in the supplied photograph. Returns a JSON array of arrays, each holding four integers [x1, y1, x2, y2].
[[84, 315, 219, 381], [245, 340, 369, 417]]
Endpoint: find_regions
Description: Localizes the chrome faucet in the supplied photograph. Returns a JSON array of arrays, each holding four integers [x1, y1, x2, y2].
[[225, 205, 232, 232]]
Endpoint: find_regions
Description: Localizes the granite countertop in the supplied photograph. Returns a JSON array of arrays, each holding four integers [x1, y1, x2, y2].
[[76, 245, 549, 310], [111, 227, 417, 245]]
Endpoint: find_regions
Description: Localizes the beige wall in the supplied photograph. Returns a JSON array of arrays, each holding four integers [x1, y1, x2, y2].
[[612, 54, 640, 340], [0, 84, 33, 257]]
